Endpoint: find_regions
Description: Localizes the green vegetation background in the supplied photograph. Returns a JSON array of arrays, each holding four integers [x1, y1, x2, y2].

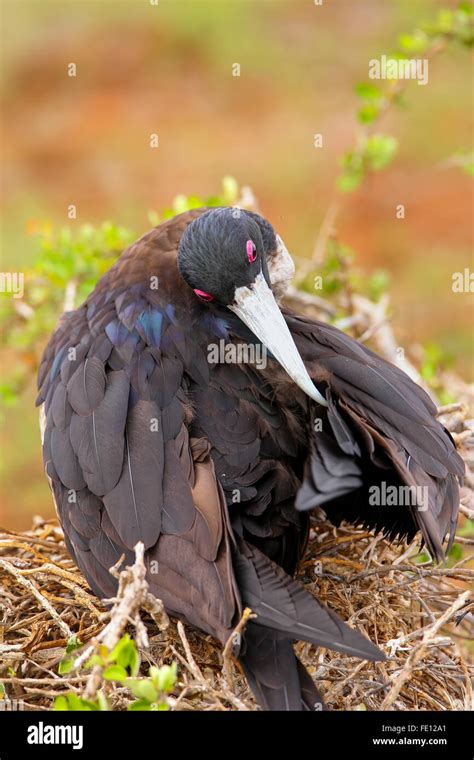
[[0, 0, 472, 529]]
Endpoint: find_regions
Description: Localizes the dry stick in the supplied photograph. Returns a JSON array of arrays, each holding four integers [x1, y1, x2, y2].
[[1, 676, 88, 685], [381, 590, 470, 710], [221, 607, 256, 688], [284, 287, 427, 389], [436, 403, 464, 416], [63, 279, 77, 313], [460, 503, 474, 521], [73, 542, 169, 701], [18, 563, 89, 585], [0, 539, 77, 569], [453, 430, 473, 445], [176, 623, 250, 711], [285, 286, 337, 316], [176, 621, 205, 683], [459, 655, 473, 712], [324, 659, 368, 700], [0, 557, 73, 639], [312, 202, 340, 265]]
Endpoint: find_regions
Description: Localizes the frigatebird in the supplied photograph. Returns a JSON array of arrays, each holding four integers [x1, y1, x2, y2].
[[37, 207, 464, 710]]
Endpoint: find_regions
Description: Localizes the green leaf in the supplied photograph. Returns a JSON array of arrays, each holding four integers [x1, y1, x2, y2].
[[414, 552, 431, 564], [58, 657, 74, 675], [109, 634, 140, 675], [53, 696, 69, 711], [85, 654, 104, 669], [151, 662, 177, 693], [337, 170, 363, 192], [108, 634, 131, 663], [172, 194, 190, 213], [222, 175, 239, 203], [127, 679, 158, 702], [458, 1, 473, 15], [438, 389, 457, 405], [54, 694, 100, 711], [65, 636, 82, 654], [354, 82, 381, 100], [77, 698, 100, 711], [128, 645, 140, 677], [447, 542, 463, 563], [103, 665, 128, 681], [364, 134, 398, 171], [397, 31, 428, 54], [128, 698, 152, 711], [357, 103, 380, 124], [205, 195, 221, 206], [458, 519, 474, 537], [367, 269, 390, 302], [64, 694, 84, 711]]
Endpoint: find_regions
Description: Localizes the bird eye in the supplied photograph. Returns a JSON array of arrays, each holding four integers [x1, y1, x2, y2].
[[246, 239, 257, 263], [193, 288, 214, 302]]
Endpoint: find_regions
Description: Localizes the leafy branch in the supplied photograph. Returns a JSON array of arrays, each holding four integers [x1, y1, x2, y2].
[[338, 2, 473, 192]]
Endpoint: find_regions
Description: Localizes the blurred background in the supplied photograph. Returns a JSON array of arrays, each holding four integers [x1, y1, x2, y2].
[[1, 0, 473, 529]]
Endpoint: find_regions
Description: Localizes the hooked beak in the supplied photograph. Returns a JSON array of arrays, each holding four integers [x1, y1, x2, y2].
[[228, 272, 327, 406]]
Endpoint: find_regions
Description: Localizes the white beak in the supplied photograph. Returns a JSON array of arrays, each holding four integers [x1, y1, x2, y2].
[[228, 273, 327, 406]]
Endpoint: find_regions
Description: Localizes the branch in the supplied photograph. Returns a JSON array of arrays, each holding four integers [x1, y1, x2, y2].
[[381, 590, 470, 710], [73, 542, 169, 701]]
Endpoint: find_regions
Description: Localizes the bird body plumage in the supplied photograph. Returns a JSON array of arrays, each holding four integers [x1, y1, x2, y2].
[[37, 208, 463, 710]]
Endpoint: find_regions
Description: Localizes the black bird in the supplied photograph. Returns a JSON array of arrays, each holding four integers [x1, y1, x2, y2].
[[37, 207, 463, 710]]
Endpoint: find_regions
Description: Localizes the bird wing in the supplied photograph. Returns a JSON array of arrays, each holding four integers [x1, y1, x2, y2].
[[285, 312, 464, 560], [36, 216, 240, 643]]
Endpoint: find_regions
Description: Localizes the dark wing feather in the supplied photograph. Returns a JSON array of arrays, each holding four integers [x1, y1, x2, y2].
[[287, 313, 464, 559], [102, 399, 164, 550], [67, 357, 106, 416], [38, 211, 240, 647], [69, 370, 129, 496]]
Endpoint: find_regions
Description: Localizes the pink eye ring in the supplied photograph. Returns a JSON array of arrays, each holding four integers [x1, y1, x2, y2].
[[193, 288, 214, 302], [246, 239, 257, 263]]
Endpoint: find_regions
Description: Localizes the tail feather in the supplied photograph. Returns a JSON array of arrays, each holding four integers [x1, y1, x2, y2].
[[295, 656, 325, 711], [233, 538, 384, 660], [240, 626, 324, 711]]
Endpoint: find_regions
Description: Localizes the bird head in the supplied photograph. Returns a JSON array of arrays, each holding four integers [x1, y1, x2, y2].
[[177, 207, 327, 405]]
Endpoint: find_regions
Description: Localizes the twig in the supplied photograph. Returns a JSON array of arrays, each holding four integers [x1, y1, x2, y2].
[[0, 557, 73, 639], [176, 621, 205, 683], [381, 590, 469, 710], [284, 286, 337, 316], [436, 403, 464, 416], [73, 542, 169, 701], [221, 607, 256, 687], [63, 279, 77, 313]]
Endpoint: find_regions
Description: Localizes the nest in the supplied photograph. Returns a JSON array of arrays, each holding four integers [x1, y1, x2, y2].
[[0, 502, 472, 711], [1, 287, 473, 711]]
